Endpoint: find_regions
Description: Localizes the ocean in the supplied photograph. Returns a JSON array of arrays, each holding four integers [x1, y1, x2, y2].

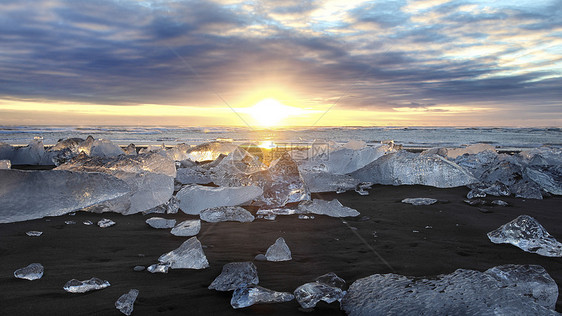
[[1, 125, 560, 150]]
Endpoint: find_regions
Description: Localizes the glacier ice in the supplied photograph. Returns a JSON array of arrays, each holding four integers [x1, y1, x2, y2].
[[90, 139, 125, 158], [0, 170, 129, 223], [26, 231, 43, 237], [63, 277, 110, 293], [171, 219, 201, 237], [294, 273, 346, 309], [146, 217, 176, 229], [265, 237, 292, 262], [351, 150, 477, 188], [186, 141, 239, 162], [0, 159, 10, 169], [314, 272, 347, 289], [200, 206, 255, 223], [298, 199, 360, 217], [467, 182, 510, 199], [401, 198, 437, 205], [341, 264, 559, 315], [487, 215, 562, 257], [115, 289, 139, 316], [98, 218, 116, 228], [147, 263, 169, 273], [12, 138, 45, 165], [176, 167, 212, 185], [231, 286, 294, 309], [453, 149, 499, 179], [158, 236, 209, 269], [299, 171, 360, 193], [123, 144, 137, 156], [14, 263, 44, 280], [208, 262, 259, 291], [144, 196, 180, 215], [177, 184, 263, 215]]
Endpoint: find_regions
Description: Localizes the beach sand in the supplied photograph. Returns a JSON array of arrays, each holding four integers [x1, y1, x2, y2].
[[1, 184, 562, 315]]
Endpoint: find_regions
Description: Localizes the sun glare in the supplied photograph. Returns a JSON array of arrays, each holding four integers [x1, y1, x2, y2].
[[246, 98, 302, 127]]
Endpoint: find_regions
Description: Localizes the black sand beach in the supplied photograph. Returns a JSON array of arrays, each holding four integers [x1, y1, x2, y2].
[[1, 185, 562, 315]]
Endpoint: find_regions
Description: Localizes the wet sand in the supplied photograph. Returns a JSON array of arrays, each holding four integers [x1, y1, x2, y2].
[[1, 185, 562, 315]]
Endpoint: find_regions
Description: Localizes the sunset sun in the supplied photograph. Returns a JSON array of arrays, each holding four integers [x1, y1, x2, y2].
[[245, 98, 303, 127]]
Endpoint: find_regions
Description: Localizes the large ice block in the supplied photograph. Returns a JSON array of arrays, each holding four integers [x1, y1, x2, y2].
[[341, 265, 559, 315], [298, 199, 359, 217], [265, 237, 292, 262], [487, 215, 562, 257], [63, 277, 110, 293], [176, 184, 263, 215], [0, 143, 15, 161], [208, 262, 259, 291], [231, 286, 294, 309], [351, 151, 478, 188], [115, 289, 139, 316], [158, 236, 209, 269], [14, 263, 44, 280], [12, 138, 45, 165], [453, 149, 499, 179], [200, 206, 255, 223], [0, 170, 129, 223]]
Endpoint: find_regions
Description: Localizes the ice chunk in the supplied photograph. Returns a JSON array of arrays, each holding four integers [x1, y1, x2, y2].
[[171, 219, 201, 237], [177, 184, 263, 215], [14, 263, 44, 280], [133, 266, 145, 272], [158, 236, 209, 269], [208, 262, 259, 291], [351, 151, 477, 188], [401, 198, 437, 205], [139, 144, 165, 154], [446, 143, 497, 159], [83, 220, 93, 225], [144, 196, 180, 215], [176, 167, 212, 185], [341, 265, 559, 315], [146, 217, 176, 229], [299, 171, 360, 193], [454, 150, 499, 179], [90, 139, 124, 158], [200, 206, 255, 223], [115, 289, 139, 316], [256, 208, 300, 216], [26, 231, 43, 237], [123, 144, 137, 156], [0, 143, 15, 161], [298, 199, 360, 217], [487, 215, 562, 257], [492, 199, 509, 206], [265, 237, 292, 262], [525, 166, 562, 196], [0, 170, 129, 224], [0, 159, 10, 169], [186, 141, 239, 162], [63, 277, 110, 293], [65, 220, 76, 225], [467, 182, 510, 199], [231, 286, 294, 309], [315, 272, 346, 289], [147, 263, 169, 273], [98, 218, 116, 228], [12, 138, 45, 165], [294, 282, 345, 309]]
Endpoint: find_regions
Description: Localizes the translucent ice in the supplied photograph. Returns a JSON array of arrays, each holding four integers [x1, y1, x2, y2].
[[144, 196, 180, 215], [115, 289, 139, 316], [401, 198, 437, 205], [294, 281, 345, 309], [176, 167, 212, 185], [208, 262, 259, 291], [0, 159, 10, 169], [525, 166, 562, 196], [123, 144, 137, 156], [454, 149, 499, 179], [90, 139, 125, 158], [231, 286, 294, 309], [200, 206, 255, 223], [487, 215, 562, 257], [186, 141, 239, 162], [158, 236, 209, 269], [298, 199, 360, 217], [341, 265, 559, 315], [12, 138, 45, 165], [14, 263, 44, 280], [171, 219, 201, 237], [147, 263, 169, 273], [146, 217, 176, 229], [265, 237, 292, 262], [351, 151, 477, 188], [315, 272, 346, 289], [98, 218, 116, 228], [299, 171, 360, 193], [177, 184, 263, 215], [63, 277, 110, 293], [0, 170, 129, 223]]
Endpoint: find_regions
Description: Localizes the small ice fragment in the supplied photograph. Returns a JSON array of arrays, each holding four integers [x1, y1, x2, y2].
[[26, 231, 42, 237], [158, 236, 209, 269], [146, 217, 176, 229], [412, 230, 420, 233], [147, 263, 169, 273], [231, 286, 294, 309], [83, 220, 93, 225], [208, 262, 259, 291], [0, 159, 11, 169], [98, 218, 115, 228], [355, 187, 369, 195], [487, 215, 562, 257], [200, 206, 255, 223], [336, 187, 347, 194], [65, 220, 76, 225], [401, 198, 437, 206], [294, 280, 345, 309], [298, 215, 314, 220], [133, 266, 145, 272], [115, 289, 139, 316], [492, 200, 509, 206], [258, 214, 276, 220], [171, 219, 201, 237], [63, 277, 110, 293], [298, 199, 359, 217], [425, 226, 433, 229], [464, 199, 488, 206], [69, 212, 76, 216], [265, 237, 292, 262], [14, 263, 44, 280]]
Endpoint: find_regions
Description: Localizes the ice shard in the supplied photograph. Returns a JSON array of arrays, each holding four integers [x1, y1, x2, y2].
[[63, 277, 110, 293], [146, 217, 176, 229], [401, 198, 437, 205], [200, 206, 255, 223], [90, 139, 125, 158], [171, 219, 201, 237], [231, 286, 294, 309], [115, 289, 139, 316], [298, 199, 360, 217], [341, 265, 559, 316], [208, 262, 259, 291], [294, 273, 346, 310], [351, 151, 478, 188], [98, 218, 116, 228], [158, 236, 209, 269], [177, 184, 263, 215], [487, 215, 562, 257], [14, 263, 44, 280], [0, 170, 129, 223], [265, 237, 292, 262]]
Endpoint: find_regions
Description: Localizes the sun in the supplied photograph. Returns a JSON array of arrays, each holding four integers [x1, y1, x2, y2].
[[245, 98, 302, 127]]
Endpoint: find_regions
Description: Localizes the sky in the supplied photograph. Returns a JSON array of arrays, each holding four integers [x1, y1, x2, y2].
[[0, 0, 561, 127]]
